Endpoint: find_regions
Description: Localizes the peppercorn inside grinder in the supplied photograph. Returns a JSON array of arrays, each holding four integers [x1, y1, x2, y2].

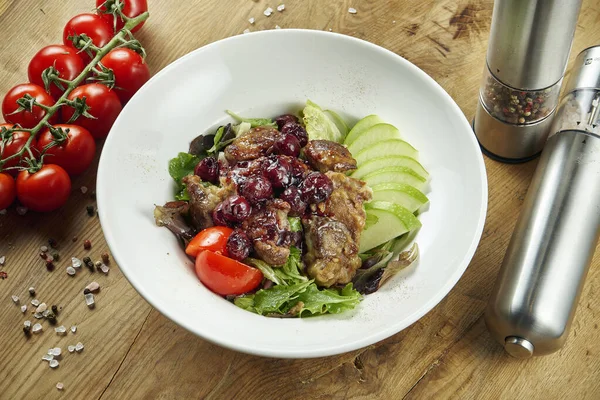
[[485, 45, 600, 358], [473, 0, 582, 162]]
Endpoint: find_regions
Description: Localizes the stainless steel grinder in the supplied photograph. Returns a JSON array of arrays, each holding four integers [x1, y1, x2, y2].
[[473, 0, 582, 162], [485, 46, 600, 358]]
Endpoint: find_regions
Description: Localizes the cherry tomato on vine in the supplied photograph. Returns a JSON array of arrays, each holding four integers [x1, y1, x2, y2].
[[17, 164, 71, 212], [2, 84, 58, 129], [99, 48, 150, 104], [35, 124, 96, 176], [0, 172, 16, 210], [61, 83, 122, 139], [27, 45, 85, 100], [63, 13, 114, 63], [96, 0, 148, 33], [185, 226, 233, 258], [0, 124, 37, 175], [195, 250, 263, 296]]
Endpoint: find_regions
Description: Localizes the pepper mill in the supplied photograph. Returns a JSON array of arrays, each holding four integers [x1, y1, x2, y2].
[[473, 0, 582, 162], [485, 46, 600, 358]]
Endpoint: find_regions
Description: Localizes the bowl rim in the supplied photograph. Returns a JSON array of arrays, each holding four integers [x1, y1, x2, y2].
[[97, 28, 488, 358]]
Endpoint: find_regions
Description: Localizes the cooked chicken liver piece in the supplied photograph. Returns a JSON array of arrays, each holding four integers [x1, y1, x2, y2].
[[303, 140, 357, 173], [224, 126, 283, 162], [182, 175, 234, 230]]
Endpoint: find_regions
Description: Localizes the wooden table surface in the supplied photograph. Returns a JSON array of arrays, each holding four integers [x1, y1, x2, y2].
[[1, 0, 600, 398]]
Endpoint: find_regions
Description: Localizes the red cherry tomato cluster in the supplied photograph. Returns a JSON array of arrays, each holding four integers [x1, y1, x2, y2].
[[0, 0, 149, 213], [185, 227, 263, 296]]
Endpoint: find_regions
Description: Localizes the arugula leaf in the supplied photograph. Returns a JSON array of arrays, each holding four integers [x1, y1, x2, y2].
[[226, 110, 277, 128], [244, 258, 284, 285], [288, 217, 302, 232], [297, 283, 362, 316]]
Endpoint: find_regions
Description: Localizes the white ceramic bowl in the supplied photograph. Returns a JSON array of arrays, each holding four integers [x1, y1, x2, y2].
[[97, 29, 487, 358]]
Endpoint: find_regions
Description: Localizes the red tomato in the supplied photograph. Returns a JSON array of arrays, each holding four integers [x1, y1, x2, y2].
[[27, 45, 85, 100], [186, 226, 233, 258], [16, 164, 71, 212], [96, 0, 148, 33], [0, 172, 16, 210], [195, 250, 263, 296], [35, 124, 96, 176], [100, 48, 150, 104], [63, 13, 114, 63], [2, 84, 58, 129], [0, 125, 36, 175], [61, 83, 122, 139]]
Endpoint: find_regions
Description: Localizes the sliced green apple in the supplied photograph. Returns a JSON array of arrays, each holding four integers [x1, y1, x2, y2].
[[352, 156, 429, 180], [354, 139, 418, 166], [370, 182, 429, 213], [361, 166, 427, 191], [344, 115, 384, 146], [346, 124, 402, 156], [360, 201, 421, 252]]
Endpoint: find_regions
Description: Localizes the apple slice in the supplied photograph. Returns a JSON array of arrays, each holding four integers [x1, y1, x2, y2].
[[352, 156, 429, 180], [360, 201, 422, 252], [354, 139, 418, 166], [370, 182, 429, 213], [361, 166, 427, 191], [347, 124, 402, 156], [344, 115, 384, 146]]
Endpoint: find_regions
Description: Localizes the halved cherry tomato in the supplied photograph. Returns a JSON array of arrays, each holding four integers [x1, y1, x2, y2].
[[185, 226, 233, 258], [16, 164, 71, 212], [195, 250, 263, 296], [96, 0, 148, 33], [63, 13, 114, 63], [61, 83, 122, 139], [0, 125, 36, 175], [100, 48, 150, 104], [2, 83, 58, 129], [27, 45, 86, 100], [35, 124, 96, 176], [0, 172, 16, 210]]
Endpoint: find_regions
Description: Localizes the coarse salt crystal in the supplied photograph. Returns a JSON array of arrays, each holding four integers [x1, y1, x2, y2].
[[86, 282, 100, 293], [348, 7, 357, 14], [11, 295, 19, 304], [393, 20, 396, 23], [33, 312, 43, 319], [31, 299, 40, 306], [21, 305, 27, 313], [243, 28, 251, 34], [277, 4, 285, 11], [248, 17, 255, 24], [42, 354, 54, 362], [72, 257, 82, 269], [40, 246, 48, 253], [70, 325, 77, 333], [80, 186, 88, 194], [36, 303, 47, 313], [85, 293, 95, 308], [51, 347, 62, 356], [49, 359, 59, 368], [16, 206, 28, 215], [66, 266, 76, 276], [56, 382, 64, 390], [275, 25, 281, 29], [68, 345, 75, 353], [32, 323, 42, 333], [24, 320, 31, 328], [55, 326, 67, 335], [42, 309, 51, 318], [100, 264, 110, 274], [0, 255, 5, 265], [264, 7, 273, 16], [75, 342, 84, 353]]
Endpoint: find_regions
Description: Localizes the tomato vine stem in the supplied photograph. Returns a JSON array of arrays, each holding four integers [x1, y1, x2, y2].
[[0, 11, 149, 171]]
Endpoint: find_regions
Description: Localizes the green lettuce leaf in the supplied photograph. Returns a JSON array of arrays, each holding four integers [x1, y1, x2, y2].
[[302, 100, 345, 143], [168, 152, 199, 198], [288, 217, 302, 232], [226, 110, 277, 128], [244, 246, 306, 286], [297, 283, 362, 316]]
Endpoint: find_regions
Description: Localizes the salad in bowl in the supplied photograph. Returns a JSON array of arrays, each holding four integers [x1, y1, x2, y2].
[[154, 100, 429, 317]]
